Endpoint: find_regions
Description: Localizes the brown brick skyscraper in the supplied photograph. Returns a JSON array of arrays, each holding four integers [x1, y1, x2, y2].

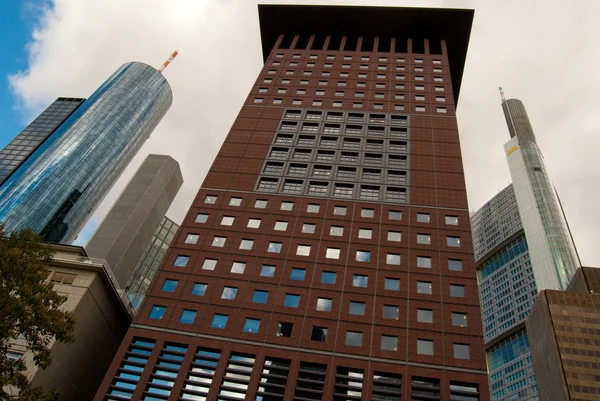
[[95, 5, 489, 401]]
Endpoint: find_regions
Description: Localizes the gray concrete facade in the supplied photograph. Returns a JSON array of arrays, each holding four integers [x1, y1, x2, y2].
[[86, 154, 183, 288]]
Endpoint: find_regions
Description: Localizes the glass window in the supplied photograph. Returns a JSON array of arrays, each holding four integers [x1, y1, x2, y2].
[[446, 215, 459, 225], [417, 339, 434, 355], [149, 305, 166, 320], [204, 195, 217, 204], [358, 228, 372, 239], [326, 248, 340, 259], [416, 213, 430, 223], [247, 218, 261, 228], [191, 283, 207, 296], [290, 268, 306, 281], [284, 294, 300, 308], [353, 274, 368, 288], [330, 226, 344, 236], [260, 264, 275, 277], [296, 245, 311, 256], [388, 231, 401, 242], [202, 258, 217, 270], [276, 322, 293, 337], [243, 318, 261, 334], [449, 259, 463, 271], [302, 223, 316, 234], [334, 206, 347, 216], [195, 213, 208, 223], [211, 314, 228, 329], [454, 344, 470, 360], [229, 197, 242, 206], [281, 201, 294, 211], [316, 298, 333, 312], [230, 261, 246, 274], [356, 250, 371, 263], [389, 210, 402, 220], [381, 335, 398, 351], [239, 239, 254, 250], [274, 221, 288, 231], [447, 236, 461, 247], [417, 256, 432, 269], [349, 301, 366, 315], [255, 199, 267, 208], [346, 331, 363, 346], [212, 236, 226, 247], [383, 305, 399, 319], [311, 326, 328, 342], [179, 310, 197, 325], [417, 233, 431, 245], [268, 242, 282, 253], [452, 312, 468, 327], [361, 208, 374, 218], [322, 271, 337, 284], [417, 281, 433, 294], [221, 287, 238, 300], [417, 309, 433, 323], [220, 216, 234, 226], [162, 279, 178, 292], [387, 253, 401, 265], [450, 285, 465, 298], [174, 255, 189, 267], [307, 204, 320, 213]]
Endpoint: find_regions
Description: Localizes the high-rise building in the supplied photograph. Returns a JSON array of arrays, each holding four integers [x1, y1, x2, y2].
[[125, 216, 180, 311], [86, 154, 183, 289], [527, 266, 600, 401], [0, 97, 84, 186], [0, 62, 173, 244], [95, 6, 490, 400]]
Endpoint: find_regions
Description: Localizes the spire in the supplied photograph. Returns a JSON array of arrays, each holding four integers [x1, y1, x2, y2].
[[499, 86, 506, 103]]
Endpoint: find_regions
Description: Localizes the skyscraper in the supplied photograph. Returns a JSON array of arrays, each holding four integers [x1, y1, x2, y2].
[[0, 62, 173, 244], [86, 154, 183, 289], [0, 97, 84, 186], [95, 6, 489, 400]]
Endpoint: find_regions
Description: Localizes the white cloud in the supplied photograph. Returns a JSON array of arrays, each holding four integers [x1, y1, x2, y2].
[[8, 0, 600, 267]]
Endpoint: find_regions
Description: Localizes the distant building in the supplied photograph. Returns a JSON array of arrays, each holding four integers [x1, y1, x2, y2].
[[0, 62, 173, 244], [527, 266, 600, 401], [86, 154, 183, 291]]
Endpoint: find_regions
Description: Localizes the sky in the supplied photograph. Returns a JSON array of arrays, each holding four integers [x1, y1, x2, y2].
[[2, 0, 599, 266]]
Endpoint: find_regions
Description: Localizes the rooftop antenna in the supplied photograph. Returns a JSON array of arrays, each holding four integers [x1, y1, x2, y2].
[[158, 50, 178, 74], [499, 86, 506, 102]]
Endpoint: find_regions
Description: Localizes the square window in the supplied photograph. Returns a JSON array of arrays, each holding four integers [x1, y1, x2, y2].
[[385, 278, 400, 291], [202, 258, 217, 271], [149, 305, 166, 320], [447, 236, 461, 247], [284, 294, 300, 308], [349, 301, 366, 316], [221, 287, 238, 300], [281, 201, 294, 211], [312, 100, 322, 106], [361, 208, 374, 218], [211, 314, 228, 329], [191, 283, 207, 296], [449, 259, 463, 271], [334, 206, 347, 216], [452, 312, 468, 327], [417, 233, 431, 245], [445, 215, 459, 225], [229, 197, 242, 206], [387, 253, 401, 265], [417, 309, 433, 323], [195, 213, 208, 223], [381, 335, 398, 351], [274, 221, 288, 231], [383, 305, 399, 319], [162, 279, 178, 292], [454, 343, 470, 360], [418, 256, 432, 269], [302, 223, 316, 234], [389, 210, 402, 221], [311, 326, 328, 342], [450, 285, 465, 298], [243, 318, 261, 333], [325, 247, 341, 259], [322, 271, 337, 284], [247, 218, 261, 228], [417, 281, 433, 294], [174, 255, 189, 267], [276, 322, 293, 337], [388, 231, 401, 242], [255, 199, 267, 208], [353, 274, 368, 288], [185, 234, 199, 244], [356, 250, 371, 263], [179, 310, 197, 325], [329, 226, 344, 236], [231, 261, 246, 274], [297, 245, 311, 256], [307, 204, 320, 213], [204, 195, 217, 204], [316, 298, 333, 312], [358, 228, 372, 239], [268, 242, 282, 253], [417, 213, 430, 223], [239, 239, 254, 250], [221, 216, 234, 226], [345, 331, 362, 346], [290, 268, 306, 281], [252, 290, 269, 304], [417, 339, 434, 355], [260, 264, 275, 277]]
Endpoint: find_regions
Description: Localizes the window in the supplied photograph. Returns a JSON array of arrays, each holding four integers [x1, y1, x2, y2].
[[220, 216, 234, 226], [276, 322, 293, 337], [358, 228, 372, 239], [258, 177, 278, 192], [449, 259, 463, 271], [308, 181, 328, 195], [281, 78, 291, 84], [436, 96, 446, 102], [389, 210, 402, 220], [418, 256, 432, 269], [360, 185, 380, 200], [353, 102, 363, 108], [260, 264, 275, 277], [263, 78, 272, 83], [326, 248, 340, 259], [268, 242, 282, 253], [273, 98, 282, 104], [322, 271, 337, 284], [316, 90, 325, 96], [202, 258, 217, 271], [7, 351, 23, 361], [340, 152, 358, 163], [212, 236, 226, 247], [417, 281, 433, 295], [333, 206, 347, 216], [415, 85, 425, 91], [284, 294, 300, 308], [281, 201, 294, 211], [381, 335, 398, 351], [445, 215, 459, 225], [303, 71, 313, 76], [437, 107, 447, 113], [296, 245, 311, 256], [435, 86, 445, 92], [297, 135, 315, 146], [361, 208, 374, 218], [416, 213, 430, 223], [211, 314, 228, 329], [356, 250, 371, 263], [247, 218, 261, 229], [335, 91, 344, 96], [346, 331, 363, 347], [385, 278, 400, 291], [452, 312, 468, 327], [434, 76, 443, 82], [311, 326, 328, 342], [204, 195, 217, 204], [274, 134, 292, 144], [179, 310, 197, 325], [453, 344, 470, 360], [174, 255, 189, 267], [290, 268, 306, 281], [312, 100, 322, 106], [289, 163, 308, 175], [231, 261, 246, 274], [293, 149, 311, 161], [300, 79, 309, 85], [221, 286, 238, 300], [264, 161, 283, 174], [388, 231, 401, 242], [387, 253, 401, 265], [417, 339, 434, 355], [255, 199, 267, 208], [185, 234, 199, 244], [316, 298, 332, 312], [353, 274, 368, 287], [447, 236, 461, 247], [417, 309, 433, 323], [307, 204, 320, 213], [149, 305, 166, 320], [330, 226, 344, 236], [417, 233, 431, 245], [274, 221, 288, 231], [383, 305, 399, 319], [338, 81, 347, 87], [450, 285, 465, 298], [162, 279, 178, 292], [195, 213, 208, 223], [334, 183, 354, 198], [388, 170, 407, 183], [192, 283, 207, 296], [244, 319, 261, 333]]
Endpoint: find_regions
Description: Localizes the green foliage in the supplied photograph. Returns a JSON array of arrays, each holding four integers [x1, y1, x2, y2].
[[0, 226, 75, 400]]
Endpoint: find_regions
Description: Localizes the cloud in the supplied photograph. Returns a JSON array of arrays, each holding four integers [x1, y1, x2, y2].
[[8, 0, 600, 266]]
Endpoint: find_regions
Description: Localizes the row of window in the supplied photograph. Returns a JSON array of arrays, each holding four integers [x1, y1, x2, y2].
[[265, 68, 445, 83], [275, 53, 443, 64], [271, 59, 444, 73], [270, 143, 407, 157], [282, 109, 409, 124], [257, 97, 448, 112], [264, 78, 445, 96], [264, 163, 407, 184], [260, 87, 446, 102]]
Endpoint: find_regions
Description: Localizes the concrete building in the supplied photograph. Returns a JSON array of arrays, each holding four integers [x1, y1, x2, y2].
[[6, 244, 132, 401], [95, 5, 490, 400], [527, 266, 600, 401], [86, 154, 183, 290]]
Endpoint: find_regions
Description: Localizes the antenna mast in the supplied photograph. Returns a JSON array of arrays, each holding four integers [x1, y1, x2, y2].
[[158, 50, 178, 74], [499, 86, 506, 102]]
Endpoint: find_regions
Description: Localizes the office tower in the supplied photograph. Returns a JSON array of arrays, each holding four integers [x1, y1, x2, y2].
[[0, 97, 84, 186], [527, 266, 600, 401], [7, 244, 132, 401], [471, 185, 538, 400], [95, 6, 490, 400], [86, 154, 183, 289], [126, 216, 180, 311], [0, 62, 173, 244]]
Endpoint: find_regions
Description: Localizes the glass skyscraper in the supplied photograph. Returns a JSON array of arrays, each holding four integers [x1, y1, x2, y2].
[[0, 62, 173, 243]]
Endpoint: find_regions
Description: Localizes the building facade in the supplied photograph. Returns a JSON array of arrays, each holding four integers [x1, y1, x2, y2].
[[126, 216, 180, 311], [95, 5, 489, 400], [0, 97, 84, 186], [0, 62, 173, 244], [86, 154, 183, 289], [527, 266, 600, 401]]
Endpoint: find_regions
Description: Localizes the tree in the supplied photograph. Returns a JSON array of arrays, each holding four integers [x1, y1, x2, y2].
[[0, 226, 75, 400]]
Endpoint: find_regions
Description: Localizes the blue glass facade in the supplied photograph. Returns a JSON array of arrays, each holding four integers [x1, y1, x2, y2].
[[0, 62, 172, 243]]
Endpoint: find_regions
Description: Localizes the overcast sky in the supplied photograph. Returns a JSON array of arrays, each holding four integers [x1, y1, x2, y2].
[[6, 0, 600, 266]]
